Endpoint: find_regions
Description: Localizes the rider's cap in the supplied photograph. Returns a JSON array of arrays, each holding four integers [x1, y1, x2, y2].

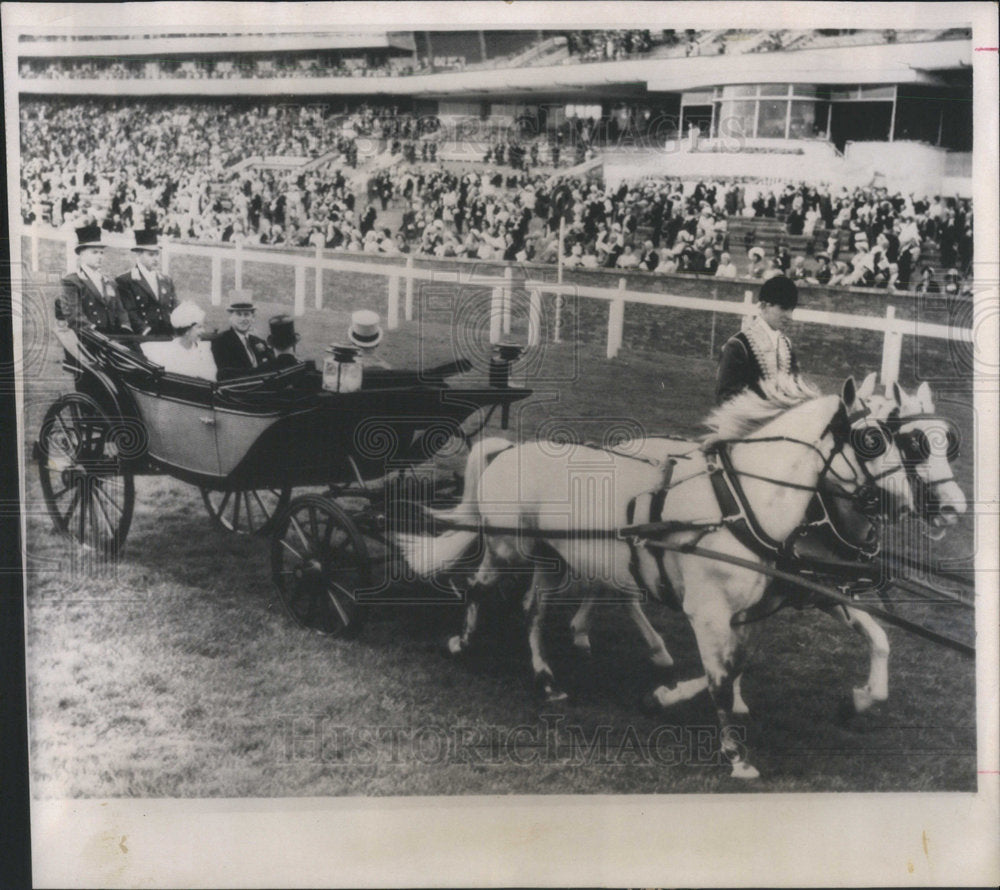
[[170, 300, 205, 330], [74, 225, 105, 253], [758, 275, 799, 310], [227, 302, 256, 313], [348, 309, 383, 348]]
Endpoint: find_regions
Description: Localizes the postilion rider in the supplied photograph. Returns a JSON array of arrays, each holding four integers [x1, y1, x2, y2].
[[714, 275, 879, 576], [115, 228, 177, 336], [716, 275, 801, 405], [57, 225, 132, 334]]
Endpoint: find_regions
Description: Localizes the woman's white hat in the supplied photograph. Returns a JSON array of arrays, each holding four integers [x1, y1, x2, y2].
[[170, 300, 205, 330], [348, 309, 383, 348]]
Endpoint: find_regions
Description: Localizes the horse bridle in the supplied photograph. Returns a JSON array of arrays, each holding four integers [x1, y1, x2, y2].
[[880, 407, 961, 515]]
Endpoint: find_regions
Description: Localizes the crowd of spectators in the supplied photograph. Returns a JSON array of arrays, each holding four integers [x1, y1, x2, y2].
[[19, 98, 973, 293], [563, 30, 656, 61]]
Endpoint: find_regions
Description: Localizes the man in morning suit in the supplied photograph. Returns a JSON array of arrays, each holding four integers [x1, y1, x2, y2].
[[716, 275, 801, 405], [115, 229, 177, 336], [211, 295, 273, 380], [57, 225, 132, 334]]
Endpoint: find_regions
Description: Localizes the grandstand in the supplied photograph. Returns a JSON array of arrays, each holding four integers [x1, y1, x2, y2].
[[15, 27, 976, 290]]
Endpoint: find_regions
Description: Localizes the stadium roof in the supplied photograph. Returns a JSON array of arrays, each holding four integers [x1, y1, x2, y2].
[[17, 39, 970, 100], [18, 31, 416, 57]]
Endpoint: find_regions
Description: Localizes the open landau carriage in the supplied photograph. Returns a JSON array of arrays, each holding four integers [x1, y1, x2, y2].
[[34, 326, 531, 636]]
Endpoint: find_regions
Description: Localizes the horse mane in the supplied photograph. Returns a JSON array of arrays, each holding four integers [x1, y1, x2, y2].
[[702, 375, 821, 444]]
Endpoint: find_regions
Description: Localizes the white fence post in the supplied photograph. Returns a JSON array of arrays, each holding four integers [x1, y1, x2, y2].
[[30, 226, 40, 273], [527, 286, 542, 347], [490, 284, 503, 344], [210, 253, 222, 306], [234, 240, 243, 292], [387, 273, 400, 329], [880, 305, 903, 388], [294, 262, 306, 317], [607, 278, 626, 359], [404, 256, 414, 321], [502, 264, 513, 335], [314, 243, 323, 309], [64, 233, 75, 274], [160, 236, 170, 276]]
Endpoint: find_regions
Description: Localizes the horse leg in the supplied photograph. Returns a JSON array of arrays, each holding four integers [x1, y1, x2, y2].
[[829, 604, 890, 713], [445, 551, 500, 656], [623, 596, 674, 669], [689, 609, 759, 780], [526, 563, 569, 702], [569, 593, 595, 655]]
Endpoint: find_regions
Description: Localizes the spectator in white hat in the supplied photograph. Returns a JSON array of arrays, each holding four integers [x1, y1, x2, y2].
[[348, 310, 392, 369]]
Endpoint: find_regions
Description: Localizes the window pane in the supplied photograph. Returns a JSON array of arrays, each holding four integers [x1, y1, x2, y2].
[[722, 84, 758, 98], [717, 100, 756, 137], [793, 83, 819, 97], [759, 83, 789, 96], [757, 99, 788, 138], [682, 89, 714, 105], [788, 101, 818, 138], [830, 87, 857, 101], [859, 85, 895, 99]]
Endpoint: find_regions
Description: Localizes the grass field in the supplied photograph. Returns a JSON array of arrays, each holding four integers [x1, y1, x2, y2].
[[19, 237, 977, 795]]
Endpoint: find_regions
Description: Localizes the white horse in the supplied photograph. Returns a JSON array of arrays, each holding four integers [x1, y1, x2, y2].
[[574, 372, 967, 717], [399, 378, 912, 779]]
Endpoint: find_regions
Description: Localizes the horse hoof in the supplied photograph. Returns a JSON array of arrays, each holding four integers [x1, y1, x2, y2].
[[545, 687, 569, 703], [572, 636, 592, 658], [442, 635, 465, 657], [650, 650, 674, 670], [642, 685, 683, 712], [852, 686, 887, 714], [730, 760, 760, 780]]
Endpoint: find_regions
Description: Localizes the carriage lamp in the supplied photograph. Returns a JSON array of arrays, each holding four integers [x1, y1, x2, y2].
[[323, 344, 363, 393], [489, 342, 524, 389]]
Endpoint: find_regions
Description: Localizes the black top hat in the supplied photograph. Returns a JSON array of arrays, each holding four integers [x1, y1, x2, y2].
[[74, 225, 105, 253], [758, 275, 799, 310], [267, 314, 299, 350], [132, 229, 160, 250]]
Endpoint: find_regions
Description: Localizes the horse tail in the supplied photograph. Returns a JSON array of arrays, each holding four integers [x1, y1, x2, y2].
[[396, 437, 515, 576]]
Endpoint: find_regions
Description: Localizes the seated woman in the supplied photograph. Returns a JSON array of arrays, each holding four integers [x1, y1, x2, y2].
[[152, 301, 218, 381]]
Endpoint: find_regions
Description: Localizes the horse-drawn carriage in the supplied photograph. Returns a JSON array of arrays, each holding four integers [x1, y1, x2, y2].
[[34, 326, 974, 779], [34, 325, 531, 635]]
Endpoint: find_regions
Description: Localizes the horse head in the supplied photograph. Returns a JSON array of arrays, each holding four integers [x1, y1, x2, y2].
[[829, 374, 915, 524], [860, 373, 968, 539]]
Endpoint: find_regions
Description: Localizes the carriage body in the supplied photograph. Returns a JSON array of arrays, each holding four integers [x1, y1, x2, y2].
[[36, 326, 530, 604]]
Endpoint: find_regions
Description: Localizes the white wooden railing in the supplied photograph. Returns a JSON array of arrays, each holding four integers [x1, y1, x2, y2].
[[23, 224, 973, 388]]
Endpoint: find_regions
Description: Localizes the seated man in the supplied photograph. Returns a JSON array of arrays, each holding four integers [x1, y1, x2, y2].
[[263, 314, 304, 371], [211, 296, 273, 380]]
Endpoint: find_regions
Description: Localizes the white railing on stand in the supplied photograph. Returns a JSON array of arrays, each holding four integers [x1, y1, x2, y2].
[[25, 223, 971, 390]]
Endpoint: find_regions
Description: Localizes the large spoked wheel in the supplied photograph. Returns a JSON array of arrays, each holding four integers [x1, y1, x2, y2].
[[36, 393, 135, 558], [201, 486, 291, 536], [271, 494, 371, 637]]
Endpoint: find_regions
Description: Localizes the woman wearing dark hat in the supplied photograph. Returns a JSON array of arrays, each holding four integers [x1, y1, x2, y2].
[[716, 275, 803, 404], [115, 229, 177, 336], [58, 225, 132, 334]]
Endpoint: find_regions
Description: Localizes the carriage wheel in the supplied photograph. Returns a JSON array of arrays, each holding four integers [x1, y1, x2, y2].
[[36, 393, 135, 558], [201, 486, 291, 536], [270, 495, 371, 637]]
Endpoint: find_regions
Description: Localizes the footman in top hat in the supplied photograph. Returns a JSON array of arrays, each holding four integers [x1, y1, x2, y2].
[[116, 229, 177, 336], [264, 314, 302, 371], [348, 309, 391, 369], [58, 225, 132, 334], [211, 293, 273, 380]]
